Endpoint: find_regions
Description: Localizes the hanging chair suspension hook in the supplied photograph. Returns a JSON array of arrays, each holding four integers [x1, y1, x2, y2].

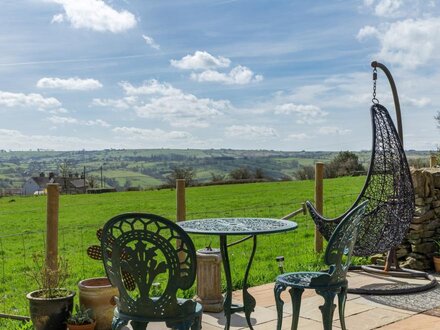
[[371, 61, 403, 146]]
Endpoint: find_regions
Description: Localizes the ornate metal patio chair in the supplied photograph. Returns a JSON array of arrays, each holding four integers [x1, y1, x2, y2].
[[274, 201, 368, 330], [101, 213, 202, 330]]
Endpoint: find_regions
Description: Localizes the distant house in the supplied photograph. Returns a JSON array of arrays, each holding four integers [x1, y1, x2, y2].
[[22, 176, 52, 196], [22, 173, 89, 195]]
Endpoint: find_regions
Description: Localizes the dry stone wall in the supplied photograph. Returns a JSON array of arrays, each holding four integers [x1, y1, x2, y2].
[[397, 168, 440, 270]]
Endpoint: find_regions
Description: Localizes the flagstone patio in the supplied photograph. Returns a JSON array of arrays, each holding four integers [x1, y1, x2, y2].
[[125, 271, 440, 329]]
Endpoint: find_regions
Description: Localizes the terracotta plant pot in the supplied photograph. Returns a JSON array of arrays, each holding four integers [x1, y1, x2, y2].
[[27, 289, 75, 330], [67, 321, 96, 330], [433, 255, 440, 273], [78, 277, 118, 330]]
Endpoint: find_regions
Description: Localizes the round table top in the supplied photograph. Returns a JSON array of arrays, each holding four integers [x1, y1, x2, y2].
[[178, 217, 298, 236]]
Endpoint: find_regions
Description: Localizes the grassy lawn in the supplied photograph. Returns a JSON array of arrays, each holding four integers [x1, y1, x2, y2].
[[0, 176, 365, 318]]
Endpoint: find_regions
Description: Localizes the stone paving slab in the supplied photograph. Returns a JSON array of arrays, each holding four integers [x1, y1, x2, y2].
[[202, 305, 279, 329], [123, 271, 440, 329], [375, 313, 440, 329], [336, 306, 412, 330], [268, 294, 376, 322]]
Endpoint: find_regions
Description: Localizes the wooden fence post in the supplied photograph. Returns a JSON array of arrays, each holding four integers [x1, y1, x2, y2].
[[430, 155, 437, 168], [176, 179, 186, 265], [176, 179, 186, 222], [46, 183, 59, 284], [314, 163, 324, 253]]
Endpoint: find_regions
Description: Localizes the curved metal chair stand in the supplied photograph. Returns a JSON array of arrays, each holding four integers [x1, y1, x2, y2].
[[275, 201, 368, 330], [307, 61, 437, 295], [101, 213, 202, 330]]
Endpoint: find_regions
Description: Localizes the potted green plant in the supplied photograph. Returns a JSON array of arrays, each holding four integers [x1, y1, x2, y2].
[[66, 304, 96, 330], [26, 253, 75, 330], [433, 239, 440, 273]]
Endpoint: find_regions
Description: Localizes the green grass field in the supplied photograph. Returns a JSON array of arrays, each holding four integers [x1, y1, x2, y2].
[[0, 176, 365, 320]]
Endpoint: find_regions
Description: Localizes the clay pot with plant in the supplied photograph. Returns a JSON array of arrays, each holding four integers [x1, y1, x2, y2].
[[66, 304, 96, 330], [433, 239, 440, 273], [26, 253, 75, 330], [79, 228, 133, 330]]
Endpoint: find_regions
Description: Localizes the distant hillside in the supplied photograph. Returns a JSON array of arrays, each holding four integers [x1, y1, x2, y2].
[[0, 148, 431, 191]]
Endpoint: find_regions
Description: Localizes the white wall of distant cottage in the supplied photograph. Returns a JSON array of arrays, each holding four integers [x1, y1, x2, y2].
[[22, 178, 41, 196]]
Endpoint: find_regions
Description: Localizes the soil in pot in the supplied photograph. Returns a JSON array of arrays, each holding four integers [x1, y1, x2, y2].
[[78, 277, 118, 330], [27, 289, 75, 330]]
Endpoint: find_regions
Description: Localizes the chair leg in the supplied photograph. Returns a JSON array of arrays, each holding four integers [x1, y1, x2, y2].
[[316, 289, 337, 330], [131, 321, 148, 330], [274, 282, 287, 330], [338, 286, 347, 330], [191, 314, 202, 330], [289, 287, 304, 330], [112, 316, 129, 330], [167, 320, 194, 330]]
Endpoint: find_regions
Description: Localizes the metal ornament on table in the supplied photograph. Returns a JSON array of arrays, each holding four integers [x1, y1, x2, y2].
[[306, 61, 437, 294]]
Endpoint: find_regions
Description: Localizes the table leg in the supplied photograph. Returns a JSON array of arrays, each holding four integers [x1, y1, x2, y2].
[[243, 235, 257, 329], [220, 235, 257, 330], [220, 235, 232, 330]]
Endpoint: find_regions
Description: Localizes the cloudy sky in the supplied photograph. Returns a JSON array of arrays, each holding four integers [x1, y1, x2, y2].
[[0, 0, 439, 151]]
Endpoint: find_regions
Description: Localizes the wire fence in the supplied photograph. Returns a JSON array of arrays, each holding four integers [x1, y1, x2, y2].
[[0, 186, 359, 318]]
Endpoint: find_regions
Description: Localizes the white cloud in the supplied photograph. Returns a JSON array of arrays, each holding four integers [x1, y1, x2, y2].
[[275, 103, 328, 124], [84, 119, 110, 127], [225, 125, 278, 139], [48, 116, 110, 127], [37, 77, 103, 90], [374, 0, 403, 17], [113, 127, 192, 140], [51, 13, 64, 23], [120, 80, 180, 96], [362, 0, 434, 18], [0, 129, 108, 150], [170, 51, 231, 70], [286, 133, 310, 140], [0, 91, 61, 110], [49, 0, 136, 33], [120, 80, 230, 127], [318, 126, 352, 135], [359, 18, 440, 68], [191, 65, 263, 85], [401, 95, 431, 108], [356, 25, 379, 41], [91, 96, 138, 110], [142, 34, 160, 50], [47, 115, 78, 124]]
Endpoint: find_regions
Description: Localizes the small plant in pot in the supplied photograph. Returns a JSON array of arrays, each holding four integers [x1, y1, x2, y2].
[[26, 253, 75, 330], [66, 304, 96, 330], [433, 239, 440, 273]]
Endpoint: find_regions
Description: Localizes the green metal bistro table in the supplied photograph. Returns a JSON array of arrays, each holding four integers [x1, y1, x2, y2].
[[178, 217, 298, 330]]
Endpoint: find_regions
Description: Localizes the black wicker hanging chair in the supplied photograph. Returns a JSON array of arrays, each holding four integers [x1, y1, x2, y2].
[[306, 61, 437, 294], [307, 102, 414, 257]]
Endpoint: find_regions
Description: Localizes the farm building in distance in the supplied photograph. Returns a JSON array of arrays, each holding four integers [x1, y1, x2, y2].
[[22, 172, 89, 195]]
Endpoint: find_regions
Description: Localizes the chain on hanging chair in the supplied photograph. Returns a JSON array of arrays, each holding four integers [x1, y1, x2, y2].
[[306, 61, 437, 294]]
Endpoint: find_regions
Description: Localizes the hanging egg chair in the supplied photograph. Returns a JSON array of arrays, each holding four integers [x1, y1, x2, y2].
[[306, 61, 437, 294]]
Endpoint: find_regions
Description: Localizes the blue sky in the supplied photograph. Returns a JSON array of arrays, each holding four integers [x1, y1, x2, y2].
[[0, 0, 439, 151]]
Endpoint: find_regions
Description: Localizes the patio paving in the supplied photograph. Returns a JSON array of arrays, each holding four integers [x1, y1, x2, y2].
[[124, 271, 440, 329]]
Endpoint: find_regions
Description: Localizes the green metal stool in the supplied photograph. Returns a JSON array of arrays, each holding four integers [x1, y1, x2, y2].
[[274, 201, 368, 330], [101, 213, 202, 330]]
